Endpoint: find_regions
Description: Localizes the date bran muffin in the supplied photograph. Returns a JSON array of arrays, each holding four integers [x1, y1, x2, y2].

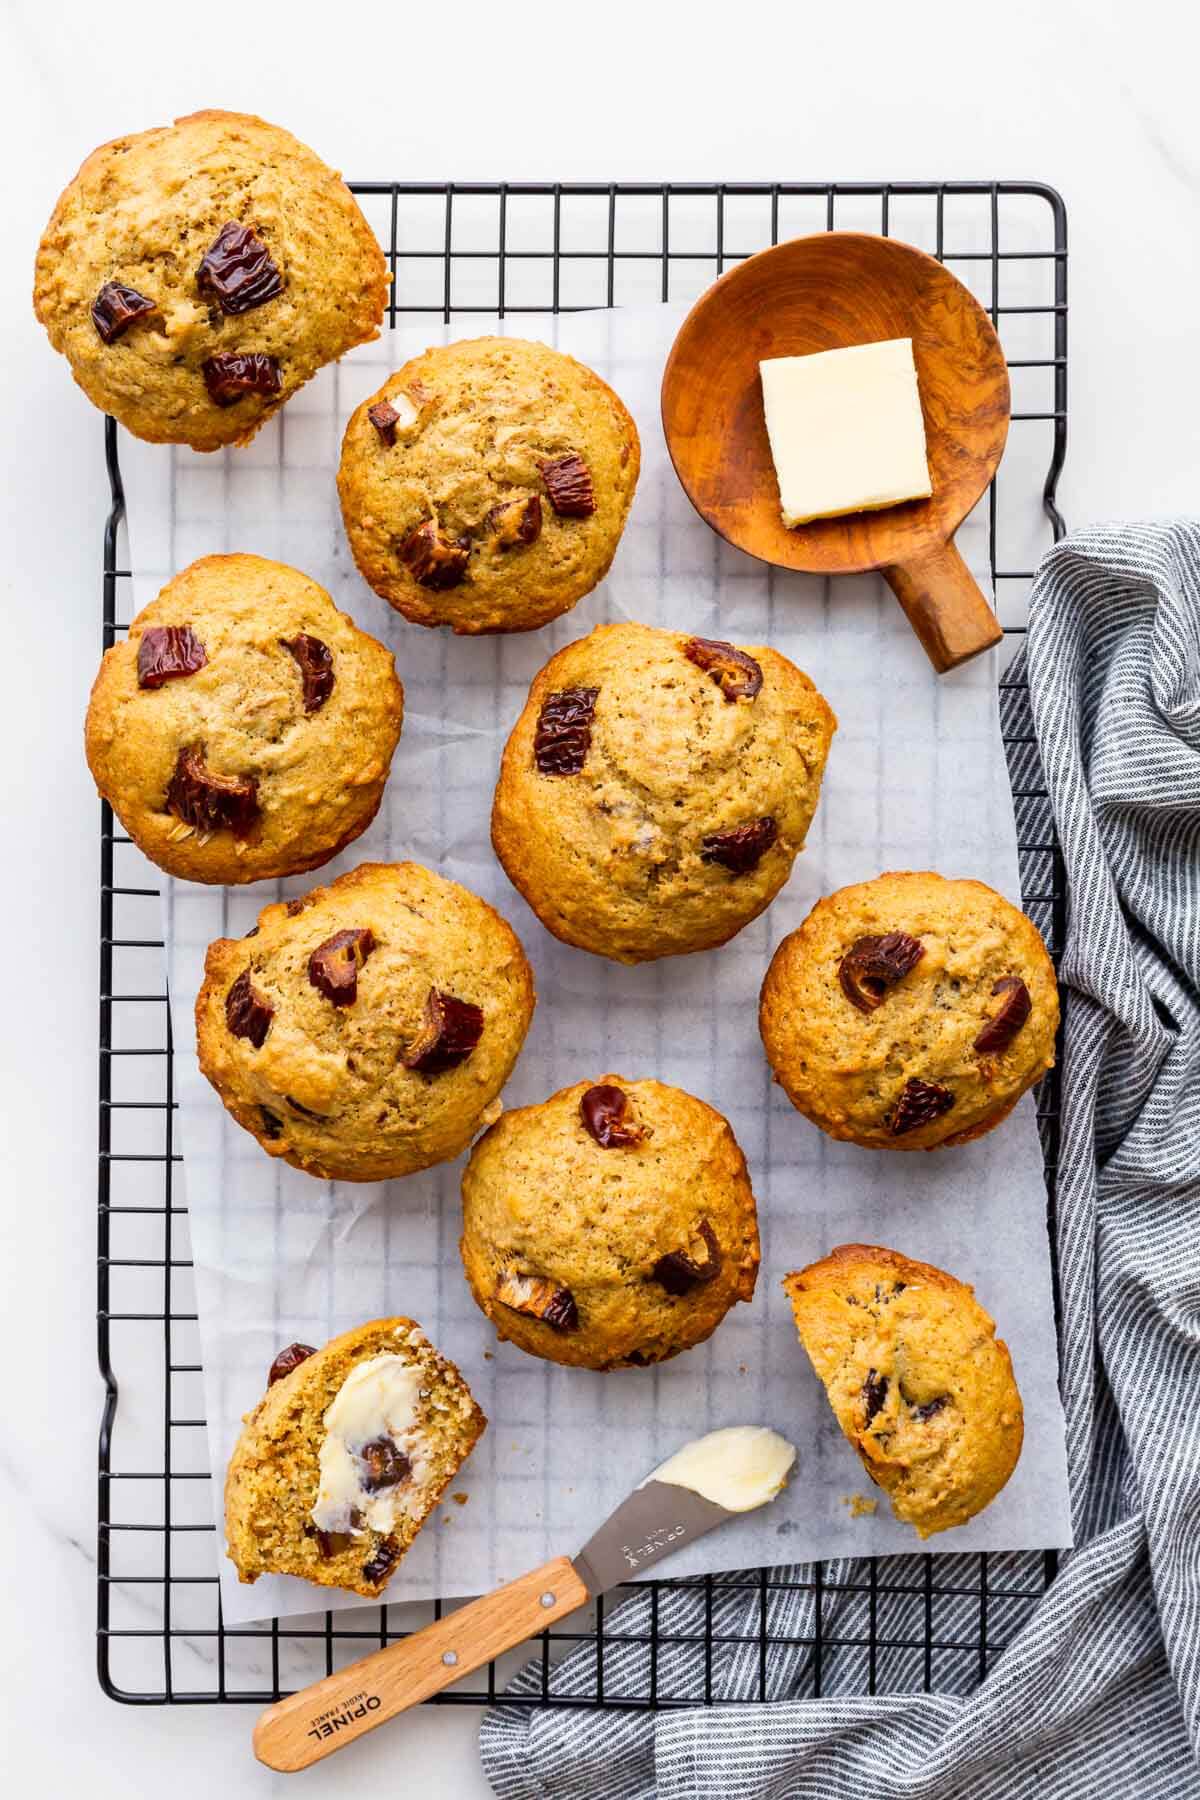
[[491, 622, 836, 962], [196, 861, 535, 1182], [460, 1076, 760, 1370], [784, 1244, 1023, 1537], [337, 336, 640, 633], [85, 554, 403, 885], [759, 871, 1058, 1150], [225, 1318, 485, 1598], [34, 110, 387, 450]]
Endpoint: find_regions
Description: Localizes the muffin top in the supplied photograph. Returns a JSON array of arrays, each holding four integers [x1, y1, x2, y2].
[[337, 336, 640, 633], [784, 1244, 1023, 1537], [491, 621, 836, 962], [85, 554, 404, 886], [460, 1075, 760, 1370], [33, 110, 387, 450], [759, 871, 1058, 1150], [195, 862, 536, 1183]]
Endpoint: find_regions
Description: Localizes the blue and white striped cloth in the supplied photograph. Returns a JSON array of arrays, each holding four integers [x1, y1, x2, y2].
[[480, 522, 1200, 1798]]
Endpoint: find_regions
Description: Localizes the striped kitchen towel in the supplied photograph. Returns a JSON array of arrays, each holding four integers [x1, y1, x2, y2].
[[479, 521, 1200, 1798]]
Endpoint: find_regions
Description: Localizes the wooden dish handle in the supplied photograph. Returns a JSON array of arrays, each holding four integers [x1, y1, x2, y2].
[[883, 539, 1003, 673], [252, 1556, 588, 1773]]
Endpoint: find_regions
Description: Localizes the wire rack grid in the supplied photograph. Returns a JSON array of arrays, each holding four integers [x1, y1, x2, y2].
[[96, 180, 1068, 1708]]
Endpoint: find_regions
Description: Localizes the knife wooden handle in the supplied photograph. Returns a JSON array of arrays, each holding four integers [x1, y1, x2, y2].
[[252, 1556, 588, 1773]]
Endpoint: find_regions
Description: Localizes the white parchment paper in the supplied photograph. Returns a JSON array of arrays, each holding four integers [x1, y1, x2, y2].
[[121, 301, 1072, 1627]]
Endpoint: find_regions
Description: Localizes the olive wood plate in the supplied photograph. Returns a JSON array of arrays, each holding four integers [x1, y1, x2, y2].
[[660, 232, 1011, 672]]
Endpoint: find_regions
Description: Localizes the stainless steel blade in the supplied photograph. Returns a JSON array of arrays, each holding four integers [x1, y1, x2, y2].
[[572, 1479, 735, 1597]]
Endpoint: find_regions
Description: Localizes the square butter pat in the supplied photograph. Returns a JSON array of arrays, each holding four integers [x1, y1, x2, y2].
[[759, 338, 932, 527]]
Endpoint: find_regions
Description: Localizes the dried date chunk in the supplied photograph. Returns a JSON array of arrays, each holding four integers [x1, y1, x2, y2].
[[487, 493, 542, 549], [533, 686, 599, 776], [684, 637, 764, 702], [861, 1369, 889, 1424], [496, 1268, 580, 1332], [281, 633, 335, 713], [910, 1395, 949, 1423], [357, 1438, 412, 1493], [538, 452, 596, 517], [701, 816, 778, 874], [201, 352, 282, 407], [225, 968, 273, 1049], [136, 625, 207, 689], [974, 976, 1032, 1054], [267, 1342, 317, 1386], [579, 1083, 649, 1148], [651, 1220, 722, 1296], [361, 1536, 400, 1586], [838, 932, 926, 1013], [367, 399, 400, 444], [92, 279, 157, 343], [307, 927, 375, 1007], [402, 989, 484, 1075], [196, 221, 283, 316], [399, 518, 471, 590], [313, 1527, 353, 1560], [887, 1076, 955, 1137], [166, 745, 259, 838], [259, 1106, 284, 1139]]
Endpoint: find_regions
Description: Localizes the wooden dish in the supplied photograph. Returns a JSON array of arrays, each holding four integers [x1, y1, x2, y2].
[[660, 232, 1010, 672]]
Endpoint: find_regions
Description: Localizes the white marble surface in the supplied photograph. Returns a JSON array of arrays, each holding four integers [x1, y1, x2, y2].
[[2, 2, 1197, 1794]]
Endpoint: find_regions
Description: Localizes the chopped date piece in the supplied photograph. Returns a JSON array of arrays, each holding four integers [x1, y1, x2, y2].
[[402, 989, 484, 1075], [861, 1369, 889, 1425], [92, 279, 157, 343], [314, 1527, 353, 1560], [701, 816, 778, 874], [974, 976, 1032, 1054], [201, 351, 282, 407], [357, 1437, 412, 1493], [225, 968, 273, 1049], [533, 686, 599, 776], [196, 221, 283, 315], [651, 1220, 722, 1296], [259, 1106, 283, 1139], [367, 399, 401, 444], [684, 637, 764, 702], [165, 745, 260, 837], [495, 1268, 580, 1332], [838, 932, 926, 1013], [362, 1537, 400, 1586], [307, 927, 375, 1007], [285, 1094, 326, 1119], [285, 898, 309, 917], [538, 452, 596, 517], [487, 493, 542, 549], [887, 1076, 955, 1136], [268, 1342, 317, 1386], [910, 1395, 949, 1423], [580, 1083, 649, 1148], [281, 633, 335, 713], [136, 624, 207, 689], [399, 518, 471, 590]]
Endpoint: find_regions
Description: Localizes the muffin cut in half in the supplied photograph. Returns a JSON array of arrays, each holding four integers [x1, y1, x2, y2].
[[784, 1244, 1023, 1538], [461, 1075, 760, 1369], [225, 1318, 485, 1598]]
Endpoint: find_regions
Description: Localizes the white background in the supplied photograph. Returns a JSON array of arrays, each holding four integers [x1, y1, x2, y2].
[[2, 2, 1197, 1794]]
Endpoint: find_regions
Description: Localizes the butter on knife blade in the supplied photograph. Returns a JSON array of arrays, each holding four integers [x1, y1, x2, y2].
[[572, 1426, 797, 1595]]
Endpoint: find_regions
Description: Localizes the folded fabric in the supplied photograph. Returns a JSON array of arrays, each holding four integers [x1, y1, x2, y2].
[[480, 521, 1200, 1799]]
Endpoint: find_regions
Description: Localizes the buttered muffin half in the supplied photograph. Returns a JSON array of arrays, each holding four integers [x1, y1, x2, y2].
[[460, 1075, 760, 1370], [196, 862, 535, 1182], [760, 871, 1058, 1150], [491, 622, 836, 962]]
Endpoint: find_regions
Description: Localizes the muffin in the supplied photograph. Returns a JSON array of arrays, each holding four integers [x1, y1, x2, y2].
[[33, 110, 387, 451], [85, 554, 403, 885], [460, 1076, 760, 1370], [196, 862, 536, 1182], [225, 1318, 485, 1598], [783, 1244, 1023, 1537], [759, 871, 1058, 1150], [337, 336, 639, 633], [491, 622, 835, 962]]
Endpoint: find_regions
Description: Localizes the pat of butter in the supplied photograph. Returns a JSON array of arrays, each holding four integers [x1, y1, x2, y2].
[[644, 1426, 796, 1513], [759, 338, 932, 527], [311, 1353, 425, 1536]]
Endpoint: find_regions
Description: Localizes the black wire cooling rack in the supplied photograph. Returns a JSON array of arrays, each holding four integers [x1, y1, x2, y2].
[[97, 180, 1068, 1708]]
